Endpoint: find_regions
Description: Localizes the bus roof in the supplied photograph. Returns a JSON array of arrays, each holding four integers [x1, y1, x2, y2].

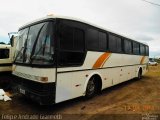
[[19, 15, 148, 46]]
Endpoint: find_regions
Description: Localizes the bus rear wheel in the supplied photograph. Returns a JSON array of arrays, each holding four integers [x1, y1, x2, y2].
[[138, 69, 142, 79], [85, 77, 97, 98]]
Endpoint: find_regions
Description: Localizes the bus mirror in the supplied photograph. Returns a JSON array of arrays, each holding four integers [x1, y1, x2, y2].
[[10, 35, 14, 47]]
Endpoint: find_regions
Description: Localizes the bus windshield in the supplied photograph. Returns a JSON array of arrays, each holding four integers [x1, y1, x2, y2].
[[14, 22, 54, 65]]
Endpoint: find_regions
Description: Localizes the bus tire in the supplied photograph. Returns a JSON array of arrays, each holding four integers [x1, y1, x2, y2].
[[138, 68, 142, 79], [85, 77, 97, 98]]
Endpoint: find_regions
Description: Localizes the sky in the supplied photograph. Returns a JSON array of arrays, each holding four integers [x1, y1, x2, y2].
[[0, 0, 159, 57]]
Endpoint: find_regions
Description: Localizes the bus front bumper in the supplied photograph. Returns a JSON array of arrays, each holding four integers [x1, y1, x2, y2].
[[12, 76, 55, 105]]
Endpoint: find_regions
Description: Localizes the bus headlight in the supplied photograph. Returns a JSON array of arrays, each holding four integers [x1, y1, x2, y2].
[[40, 77, 48, 82]]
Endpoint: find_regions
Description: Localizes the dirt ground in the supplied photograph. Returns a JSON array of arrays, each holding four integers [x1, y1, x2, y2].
[[0, 65, 160, 120]]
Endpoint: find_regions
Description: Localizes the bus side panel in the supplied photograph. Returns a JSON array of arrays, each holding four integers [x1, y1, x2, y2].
[[55, 53, 149, 103], [142, 56, 149, 75], [56, 71, 87, 103], [141, 64, 148, 75], [56, 67, 125, 103], [0, 66, 12, 72], [56, 65, 138, 103], [100, 69, 113, 89], [56, 73, 72, 103], [56, 69, 115, 103], [108, 68, 120, 85]]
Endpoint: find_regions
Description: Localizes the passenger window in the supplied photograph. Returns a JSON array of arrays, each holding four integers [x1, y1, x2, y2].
[[124, 39, 132, 54], [109, 34, 122, 52], [133, 42, 140, 55], [117, 37, 122, 52], [74, 29, 85, 51], [58, 22, 85, 66], [59, 25, 84, 51], [59, 25, 74, 50], [86, 28, 99, 50], [109, 34, 116, 52], [99, 32, 107, 51], [140, 44, 145, 55], [145, 46, 149, 56]]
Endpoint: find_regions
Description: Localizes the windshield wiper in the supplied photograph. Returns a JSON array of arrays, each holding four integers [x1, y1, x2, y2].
[[22, 39, 28, 62], [29, 24, 45, 64], [14, 47, 24, 63]]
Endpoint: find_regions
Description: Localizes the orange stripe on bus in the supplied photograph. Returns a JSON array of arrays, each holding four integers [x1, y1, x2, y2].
[[92, 52, 111, 69], [140, 56, 145, 64]]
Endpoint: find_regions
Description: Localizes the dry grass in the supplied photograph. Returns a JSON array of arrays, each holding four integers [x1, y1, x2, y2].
[[0, 65, 160, 120], [147, 64, 160, 77]]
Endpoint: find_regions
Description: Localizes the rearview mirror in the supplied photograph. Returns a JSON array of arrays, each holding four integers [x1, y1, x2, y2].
[[10, 35, 14, 47]]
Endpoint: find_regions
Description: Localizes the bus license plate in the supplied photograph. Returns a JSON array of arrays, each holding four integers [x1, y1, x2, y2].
[[19, 88, 25, 95]]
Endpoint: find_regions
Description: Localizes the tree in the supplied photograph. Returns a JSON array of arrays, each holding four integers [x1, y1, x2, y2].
[[0, 42, 6, 44]]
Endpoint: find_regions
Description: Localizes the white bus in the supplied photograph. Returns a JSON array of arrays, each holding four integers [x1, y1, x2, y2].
[[0, 35, 17, 89], [0, 35, 17, 73], [0, 44, 12, 73], [12, 16, 149, 105]]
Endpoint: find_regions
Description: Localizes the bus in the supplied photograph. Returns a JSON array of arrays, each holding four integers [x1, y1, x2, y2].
[[0, 35, 17, 89], [0, 35, 17, 73], [12, 15, 149, 105], [0, 44, 12, 73]]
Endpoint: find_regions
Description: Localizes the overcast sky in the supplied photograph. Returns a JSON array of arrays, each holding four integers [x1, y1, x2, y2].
[[0, 0, 159, 57]]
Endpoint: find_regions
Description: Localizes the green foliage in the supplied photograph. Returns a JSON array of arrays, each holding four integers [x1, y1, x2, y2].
[[0, 42, 6, 44]]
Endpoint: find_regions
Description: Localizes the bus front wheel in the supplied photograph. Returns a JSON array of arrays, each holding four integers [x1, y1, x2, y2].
[[85, 77, 97, 98]]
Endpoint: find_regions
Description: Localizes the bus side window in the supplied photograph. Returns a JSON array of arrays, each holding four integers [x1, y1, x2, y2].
[[86, 28, 99, 51], [145, 46, 149, 56], [58, 22, 86, 66], [108, 34, 122, 53], [74, 28, 85, 51], [86, 29, 108, 52], [124, 39, 132, 54], [99, 32, 107, 51], [59, 24, 74, 50], [140, 44, 145, 55], [133, 42, 140, 55]]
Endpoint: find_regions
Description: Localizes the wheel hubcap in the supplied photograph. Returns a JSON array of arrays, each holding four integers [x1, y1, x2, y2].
[[87, 80, 95, 95]]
